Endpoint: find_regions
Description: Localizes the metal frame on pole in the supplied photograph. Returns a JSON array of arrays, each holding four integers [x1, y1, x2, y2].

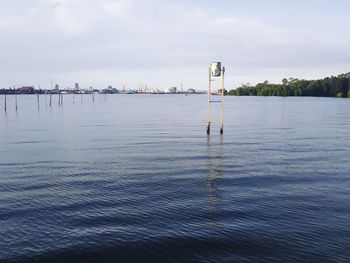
[[207, 62, 225, 135]]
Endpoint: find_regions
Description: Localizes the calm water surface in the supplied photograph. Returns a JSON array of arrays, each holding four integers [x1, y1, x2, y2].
[[1, 95, 350, 262]]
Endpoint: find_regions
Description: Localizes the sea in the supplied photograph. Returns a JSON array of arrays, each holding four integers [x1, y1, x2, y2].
[[1, 94, 350, 262]]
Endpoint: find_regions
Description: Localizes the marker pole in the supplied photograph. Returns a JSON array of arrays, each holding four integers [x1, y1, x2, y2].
[[207, 67, 211, 135]]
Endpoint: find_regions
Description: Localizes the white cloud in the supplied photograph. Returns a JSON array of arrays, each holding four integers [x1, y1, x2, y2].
[[49, 0, 104, 34], [101, 0, 132, 18], [0, 0, 349, 88]]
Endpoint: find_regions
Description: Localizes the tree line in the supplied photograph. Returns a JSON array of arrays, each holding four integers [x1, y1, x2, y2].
[[227, 73, 350, 97]]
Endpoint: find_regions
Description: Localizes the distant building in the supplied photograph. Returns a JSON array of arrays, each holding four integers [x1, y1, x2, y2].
[[75, 83, 80, 91], [186, 88, 196, 94], [52, 84, 60, 94], [19, 86, 34, 94], [165, 87, 177, 93], [101, 85, 119, 94]]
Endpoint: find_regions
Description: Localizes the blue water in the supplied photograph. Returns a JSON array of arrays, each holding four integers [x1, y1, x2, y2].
[[1, 94, 350, 262]]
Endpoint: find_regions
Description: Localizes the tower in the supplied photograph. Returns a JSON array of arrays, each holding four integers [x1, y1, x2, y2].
[[207, 62, 225, 135]]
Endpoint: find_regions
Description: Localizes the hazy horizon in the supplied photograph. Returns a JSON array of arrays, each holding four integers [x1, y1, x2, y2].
[[1, 0, 350, 90]]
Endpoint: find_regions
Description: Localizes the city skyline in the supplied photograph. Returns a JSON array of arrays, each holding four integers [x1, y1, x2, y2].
[[0, 0, 350, 89]]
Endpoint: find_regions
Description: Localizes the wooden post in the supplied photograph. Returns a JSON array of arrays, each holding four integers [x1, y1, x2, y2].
[[50, 81, 53, 107], [4, 94, 7, 113], [15, 94, 18, 111], [220, 67, 225, 135], [207, 67, 211, 135], [37, 93, 40, 109]]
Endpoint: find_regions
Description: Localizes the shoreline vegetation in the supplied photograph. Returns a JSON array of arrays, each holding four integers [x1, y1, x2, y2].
[[226, 72, 350, 98]]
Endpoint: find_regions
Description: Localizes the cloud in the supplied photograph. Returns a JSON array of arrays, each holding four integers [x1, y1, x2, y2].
[[0, 0, 349, 88]]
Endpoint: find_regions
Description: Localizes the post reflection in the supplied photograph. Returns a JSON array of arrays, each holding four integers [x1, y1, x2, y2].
[[205, 135, 224, 228]]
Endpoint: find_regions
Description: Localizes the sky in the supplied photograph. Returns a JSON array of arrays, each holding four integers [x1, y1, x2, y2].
[[0, 0, 350, 90]]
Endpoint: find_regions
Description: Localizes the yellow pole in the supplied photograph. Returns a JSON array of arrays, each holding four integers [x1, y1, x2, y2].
[[220, 67, 225, 134], [207, 67, 211, 135]]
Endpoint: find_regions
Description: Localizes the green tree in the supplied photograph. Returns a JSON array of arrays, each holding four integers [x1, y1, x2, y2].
[[225, 73, 350, 98]]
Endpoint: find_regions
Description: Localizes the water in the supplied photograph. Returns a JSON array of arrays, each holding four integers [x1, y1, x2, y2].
[[1, 94, 350, 262]]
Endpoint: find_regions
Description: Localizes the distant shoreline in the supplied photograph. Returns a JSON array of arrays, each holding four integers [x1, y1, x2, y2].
[[0, 89, 206, 95], [226, 73, 350, 98], [0, 92, 206, 95]]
